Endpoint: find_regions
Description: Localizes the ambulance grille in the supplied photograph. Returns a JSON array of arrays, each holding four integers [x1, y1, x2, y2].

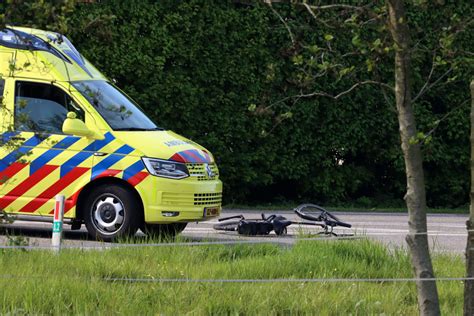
[[193, 192, 222, 206], [161, 192, 222, 207], [186, 163, 219, 181]]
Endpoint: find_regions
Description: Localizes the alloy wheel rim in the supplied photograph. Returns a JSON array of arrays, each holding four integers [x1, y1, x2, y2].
[[91, 193, 125, 235]]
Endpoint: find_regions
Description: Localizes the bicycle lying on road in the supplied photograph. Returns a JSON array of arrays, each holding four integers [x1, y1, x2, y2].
[[213, 203, 352, 237]]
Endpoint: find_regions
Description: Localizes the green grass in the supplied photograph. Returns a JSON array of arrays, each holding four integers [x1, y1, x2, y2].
[[0, 238, 465, 315]]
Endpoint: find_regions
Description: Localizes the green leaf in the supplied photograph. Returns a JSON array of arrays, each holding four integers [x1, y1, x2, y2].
[[366, 59, 374, 72], [308, 45, 320, 54], [373, 38, 382, 47], [447, 76, 457, 82], [409, 136, 418, 145], [324, 34, 334, 41], [292, 55, 304, 65], [317, 61, 331, 71], [352, 35, 361, 47], [339, 66, 355, 78]]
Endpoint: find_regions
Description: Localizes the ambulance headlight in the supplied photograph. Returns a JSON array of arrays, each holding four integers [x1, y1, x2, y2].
[[141, 157, 189, 179]]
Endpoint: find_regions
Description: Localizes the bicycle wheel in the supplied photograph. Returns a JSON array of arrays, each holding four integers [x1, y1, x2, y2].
[[295, 204, 341, 222], [274, 226, 288, 236], [321, 210, 341, 222], [213, 220, 241, 232], [325, 219, 352, 228]]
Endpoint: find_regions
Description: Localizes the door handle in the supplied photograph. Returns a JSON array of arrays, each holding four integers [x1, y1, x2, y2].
[[11, 136, 26, 141]]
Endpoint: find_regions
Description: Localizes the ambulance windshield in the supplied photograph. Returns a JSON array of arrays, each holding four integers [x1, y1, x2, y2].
[[73, 80, 162, 131]]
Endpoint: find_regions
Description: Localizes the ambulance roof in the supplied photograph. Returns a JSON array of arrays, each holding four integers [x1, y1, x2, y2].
[[0, 26, 106, 82]]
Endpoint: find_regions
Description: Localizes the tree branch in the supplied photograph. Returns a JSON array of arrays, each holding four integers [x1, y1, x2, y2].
[[264, 80, 394, 113], [374, 68, 396, 111], [412, 53, 437, 103], [412, 67, 453, 103], [296, 80, 394, 100], [305, 4, 367, 11], [302, 2, 317, 19], [300, 2, 333, 29], [422, 98, 470, 140], [265, 1, 296, 46]]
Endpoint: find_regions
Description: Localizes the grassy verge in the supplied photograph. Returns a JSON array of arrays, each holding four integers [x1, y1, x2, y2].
[[0, 238, 464, 314], [224, 203, 469, 214]]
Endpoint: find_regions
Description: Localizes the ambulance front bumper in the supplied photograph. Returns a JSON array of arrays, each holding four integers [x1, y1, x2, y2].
[[141, 178, 223, 224]]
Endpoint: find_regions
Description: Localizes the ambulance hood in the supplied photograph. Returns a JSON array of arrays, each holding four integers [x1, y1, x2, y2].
[[112, 130, 214, 164]]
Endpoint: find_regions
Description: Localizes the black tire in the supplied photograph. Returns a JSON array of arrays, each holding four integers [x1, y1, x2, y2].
[[326, 219, 352, 228], [275, 226, 287, 236], [83, 184, 140, 242], [213, 220, 240, 232], [142, 223, 187, 238], [295, 204, 341, 222], [237, 221, 258, 235], [322, 210, 341, 222]]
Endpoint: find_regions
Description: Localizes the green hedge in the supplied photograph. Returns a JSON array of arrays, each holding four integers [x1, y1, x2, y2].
[[67, 0, 472, 208], [13, 0, 474, 207]]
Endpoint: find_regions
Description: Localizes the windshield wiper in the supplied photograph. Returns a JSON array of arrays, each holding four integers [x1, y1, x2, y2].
[[114, 127, 164, 131]]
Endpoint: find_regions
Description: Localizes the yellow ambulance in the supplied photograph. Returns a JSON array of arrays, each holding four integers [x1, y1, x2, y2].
[[0, 26, 222, 241]]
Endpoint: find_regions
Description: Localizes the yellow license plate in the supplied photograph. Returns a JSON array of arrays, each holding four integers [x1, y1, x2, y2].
[[204, 207, 220, 217]]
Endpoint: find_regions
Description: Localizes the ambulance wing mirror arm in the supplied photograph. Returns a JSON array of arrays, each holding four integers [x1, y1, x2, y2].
[[62, 112, 104, 140]]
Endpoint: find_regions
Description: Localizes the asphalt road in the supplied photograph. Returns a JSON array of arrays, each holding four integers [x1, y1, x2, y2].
[[0, 210, 469, 253]]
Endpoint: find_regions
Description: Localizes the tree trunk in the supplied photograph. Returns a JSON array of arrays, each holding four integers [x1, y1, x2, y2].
[[387, 1, 440, 315], [465, 80, 474, 316]]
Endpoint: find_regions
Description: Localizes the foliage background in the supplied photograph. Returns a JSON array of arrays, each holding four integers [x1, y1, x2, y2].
[[3, 0, 473, 208]]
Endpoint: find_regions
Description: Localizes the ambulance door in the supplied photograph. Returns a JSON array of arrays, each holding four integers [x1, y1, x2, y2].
[[0, 80, 94, 217]]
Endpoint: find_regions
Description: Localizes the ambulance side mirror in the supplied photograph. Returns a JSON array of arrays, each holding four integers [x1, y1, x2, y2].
[[62, 112, 104, 140]]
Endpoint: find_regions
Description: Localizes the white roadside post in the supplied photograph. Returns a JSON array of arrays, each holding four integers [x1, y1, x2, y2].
[[52, 195, 65, 253]]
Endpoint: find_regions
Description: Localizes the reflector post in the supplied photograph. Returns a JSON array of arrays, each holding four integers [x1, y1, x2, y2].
[[52, 195, 65, 253]]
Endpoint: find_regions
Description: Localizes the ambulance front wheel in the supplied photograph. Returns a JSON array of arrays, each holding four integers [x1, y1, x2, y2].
[[83, 184, 139, 241]]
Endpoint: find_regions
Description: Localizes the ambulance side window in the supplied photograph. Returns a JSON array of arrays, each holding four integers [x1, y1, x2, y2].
[[14, 81, 85, 134]]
